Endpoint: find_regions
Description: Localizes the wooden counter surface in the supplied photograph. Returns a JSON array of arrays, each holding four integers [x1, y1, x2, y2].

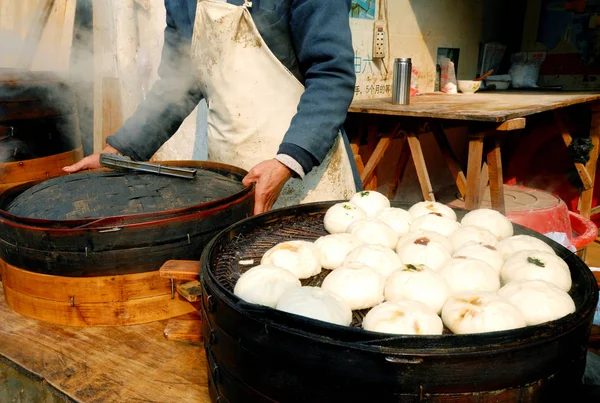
[[349, 91, 600, 122], [0, 282, 210, 403]]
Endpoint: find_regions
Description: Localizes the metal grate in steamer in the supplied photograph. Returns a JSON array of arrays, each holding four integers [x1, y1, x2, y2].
[[213, 212, 371, 327]]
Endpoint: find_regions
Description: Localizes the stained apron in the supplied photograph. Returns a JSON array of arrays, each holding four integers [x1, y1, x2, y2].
[[190, 0, 357, 209]]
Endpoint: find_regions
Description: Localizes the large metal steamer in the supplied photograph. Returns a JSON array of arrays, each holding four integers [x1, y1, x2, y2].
[[0, 161, 254, 326], [200, 201, 598, 402]]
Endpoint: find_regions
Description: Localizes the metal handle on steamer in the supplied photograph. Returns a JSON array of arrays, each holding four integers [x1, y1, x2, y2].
[[99, 153, 197, 179]]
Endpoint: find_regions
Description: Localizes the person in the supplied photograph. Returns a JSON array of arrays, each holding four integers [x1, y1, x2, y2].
[[64, 0, 361, 214]]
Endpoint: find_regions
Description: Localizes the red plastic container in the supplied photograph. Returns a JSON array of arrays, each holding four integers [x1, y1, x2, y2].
[[568, 211, 599, 250], [504, 124, 600, 229], [440, 185, 598, 251]]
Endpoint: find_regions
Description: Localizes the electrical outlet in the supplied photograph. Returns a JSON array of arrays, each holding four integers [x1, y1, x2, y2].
[[373, 20, 386, 59]]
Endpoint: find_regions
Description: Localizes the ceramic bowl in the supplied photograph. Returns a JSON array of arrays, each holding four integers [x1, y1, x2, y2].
[[457, 80, 481, 93]]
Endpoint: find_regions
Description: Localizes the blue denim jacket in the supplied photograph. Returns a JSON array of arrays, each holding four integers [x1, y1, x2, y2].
[[107, 0, 356, 176]]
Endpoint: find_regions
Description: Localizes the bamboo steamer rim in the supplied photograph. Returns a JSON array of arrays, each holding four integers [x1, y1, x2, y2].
[[0, 259, 198, 327]]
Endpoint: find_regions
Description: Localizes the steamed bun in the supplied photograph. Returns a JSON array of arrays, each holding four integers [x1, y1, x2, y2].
[[261, 240, 321, 279], [347, 218, 398, 249], [276, 286, 353, 326], [441, 292, 526, 334], [314, 233, 363, 270], [410, 213, 460, 237], [396, 236, 452, 271], [349, 190, 390, 218], [234, 264, 301, 308], [460, 208, 513, 240], [343, 243, 403, 279], [321, 262, 385, 310], [384, 264, 450, 314], [363, 300, 443, 335], [376, 207, 412, 236], [324, 202, 367, 234], [448, 226, 498, 251], [408, 201, 457, 221]]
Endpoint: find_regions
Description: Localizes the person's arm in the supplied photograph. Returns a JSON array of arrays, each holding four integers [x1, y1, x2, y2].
[[65, 2, 202, 173], [107, 1, 203, 161], [277, 0, 356, 175], [243, 0, 356, 214]]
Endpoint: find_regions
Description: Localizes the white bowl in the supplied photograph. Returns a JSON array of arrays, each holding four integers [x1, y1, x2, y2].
[[457, 80, 481, 94]]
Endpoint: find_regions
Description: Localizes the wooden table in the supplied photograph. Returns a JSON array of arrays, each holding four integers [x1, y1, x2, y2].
[[348, 92, 600, 218], [0, 282, 210, 403]]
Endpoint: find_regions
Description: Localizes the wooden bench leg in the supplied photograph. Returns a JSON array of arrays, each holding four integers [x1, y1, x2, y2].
[[387, 137, 410, 199], [430, 122, 467, 198], [479, 162, 489, 203], [580, 104, 600, 219], [465, 135, 484, 209], [406, 133, 435, 201], [360, 137, 392, 188], [486, 138, 506, 214], [350, 143, 365, 174], [350, 142, 377, 191]]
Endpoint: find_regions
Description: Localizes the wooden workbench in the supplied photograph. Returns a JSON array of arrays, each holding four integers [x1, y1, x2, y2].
[[349, 92, 600, 122], [0, 282, 210, 403], [348, 91, 600, 221]]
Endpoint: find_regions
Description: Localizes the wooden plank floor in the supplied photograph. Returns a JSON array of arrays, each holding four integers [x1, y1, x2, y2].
[[0, 281, 210, 403]]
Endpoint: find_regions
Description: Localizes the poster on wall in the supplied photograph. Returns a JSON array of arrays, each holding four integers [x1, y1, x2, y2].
[[350, 0, 375, 20]]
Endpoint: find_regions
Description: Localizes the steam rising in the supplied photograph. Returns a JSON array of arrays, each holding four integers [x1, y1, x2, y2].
[[0, 0, 95, 165]]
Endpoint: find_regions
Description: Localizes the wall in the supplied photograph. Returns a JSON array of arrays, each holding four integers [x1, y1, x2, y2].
[[0, 0, 76, 71], [349, 0, 483, 202], [351, 0, 483, 99]]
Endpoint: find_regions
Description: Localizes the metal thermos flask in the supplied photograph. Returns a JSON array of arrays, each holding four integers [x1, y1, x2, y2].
[[392, 58, 412, 105]]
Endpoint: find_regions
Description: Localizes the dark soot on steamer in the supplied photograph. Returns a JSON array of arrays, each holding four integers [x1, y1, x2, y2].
[[5, 169, 245, 220]]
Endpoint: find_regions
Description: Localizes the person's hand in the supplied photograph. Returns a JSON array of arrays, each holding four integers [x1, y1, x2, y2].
[[62, 145, 121, 173], [242, 159, 293, 215]]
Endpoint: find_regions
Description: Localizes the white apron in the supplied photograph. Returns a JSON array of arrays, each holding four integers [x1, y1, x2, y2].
[[190, 0, 356, 209]]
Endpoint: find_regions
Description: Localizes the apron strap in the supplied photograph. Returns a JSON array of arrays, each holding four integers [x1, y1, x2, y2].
[[243, 0, 253, 8]]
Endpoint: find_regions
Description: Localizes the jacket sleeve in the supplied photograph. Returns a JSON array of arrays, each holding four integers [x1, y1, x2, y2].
[[106, 3, 203, 161], [277, 0, 356, 174]]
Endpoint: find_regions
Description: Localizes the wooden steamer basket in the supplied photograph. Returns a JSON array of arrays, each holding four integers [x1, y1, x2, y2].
[[0, 161, 254, 326], [199, 201, 599, 402], [0, 69, 83, 191]]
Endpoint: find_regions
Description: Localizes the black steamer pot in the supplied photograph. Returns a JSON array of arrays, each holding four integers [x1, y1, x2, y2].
[[199, 201, 598, 402]]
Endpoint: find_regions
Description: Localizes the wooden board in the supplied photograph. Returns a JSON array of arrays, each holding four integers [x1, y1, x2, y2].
[[163, 311, 202, 343], [0, 281, 210, 402], [160, 260, 200, 281], [348, 92, 600, 122], [177, 280, 202, 303]]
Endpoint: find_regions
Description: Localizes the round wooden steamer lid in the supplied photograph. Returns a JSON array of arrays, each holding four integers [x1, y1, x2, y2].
[[3, 168, 246, 220]]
